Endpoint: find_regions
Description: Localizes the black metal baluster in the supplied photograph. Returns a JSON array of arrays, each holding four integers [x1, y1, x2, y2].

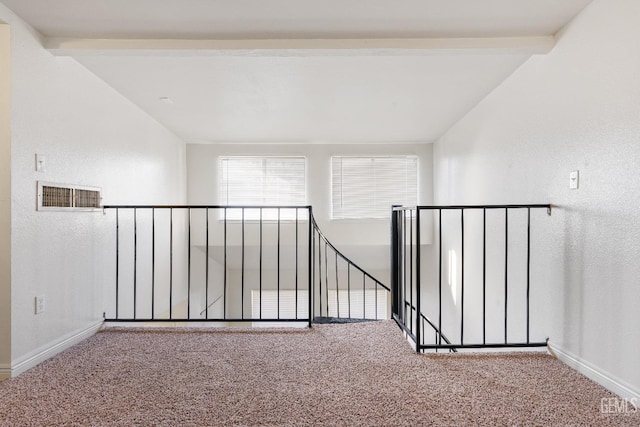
[[374, 279, 378, 320], [347, 264, 351, 318], [188, 208, 191, 319], [415, 207, 421, 352], [335, 251, 339, 318], [504, 208, 509, 344], [170, 208, 173, 320], [409, 209, 413, 334], [483, 208, 486, 346], [242, 208, 245, 320], [526, 207, 531, 343], [277, 208, 280, 319], [390, 208, 399, 321], [205, 208, 209, 319], [152, 208, 155, 319], [362, 272, 366, 319], [318, 228, 322, 318], [325, 240, 329, 317], [438, 209, 442, 346], [259, 208, 263, 319], [133, 208, 137, 320], [296, 208, 299, 319], [403, 210, 407, 327], [421, 316, 425, 353], [223, 207, 227, 319], [115, 209, 119, 319], [461, 208, 465, 345], [308, 208, 313, 327]]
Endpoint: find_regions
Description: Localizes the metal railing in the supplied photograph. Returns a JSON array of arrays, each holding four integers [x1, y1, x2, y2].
[[391, 204, 551, 352], [103, 205, 390, 326], [104, 205, 314, 325], [312, 218, 390, 322]]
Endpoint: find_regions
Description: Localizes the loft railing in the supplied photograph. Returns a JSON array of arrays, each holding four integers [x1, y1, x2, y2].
[[102, 205, 390, 325], [312, 218, 390, 322], [391, 204, 552, 352], [103, 205, 314, 325], [102, 202, 550, 351]]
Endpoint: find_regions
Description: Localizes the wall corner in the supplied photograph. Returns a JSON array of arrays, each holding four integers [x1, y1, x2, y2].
[[0, 23, 12, 376]]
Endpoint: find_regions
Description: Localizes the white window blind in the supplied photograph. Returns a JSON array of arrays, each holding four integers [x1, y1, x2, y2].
[[332, 156, 417, 219], [251, 290, 309, 327], [327, 289, 388, 319], [251, 289, 386, 324], [219, 156, 306, 220]]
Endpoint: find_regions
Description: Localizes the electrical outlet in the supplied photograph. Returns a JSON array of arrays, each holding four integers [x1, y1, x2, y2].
[[35, 295, 45, 314]]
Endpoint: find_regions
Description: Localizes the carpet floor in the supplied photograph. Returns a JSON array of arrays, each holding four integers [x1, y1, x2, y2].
[[0, 321, 637, 426]]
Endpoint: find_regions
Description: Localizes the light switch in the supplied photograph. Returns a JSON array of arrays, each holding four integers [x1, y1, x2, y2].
[[36, 154, 46, 172], [569, 170, 579, 189]]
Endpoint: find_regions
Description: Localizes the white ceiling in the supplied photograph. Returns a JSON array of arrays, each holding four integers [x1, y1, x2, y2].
[[3, 0, 592, 144], [2, 0, 592, 39]]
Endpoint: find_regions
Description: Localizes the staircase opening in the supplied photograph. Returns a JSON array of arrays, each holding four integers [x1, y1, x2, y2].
[[102, 205, 389, 327], [102, 203, 551, 354]]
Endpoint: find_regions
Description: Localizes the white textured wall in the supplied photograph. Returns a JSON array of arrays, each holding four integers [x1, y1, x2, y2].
[[0, 2, 187, 372], [433, 0, 640, 397], [0, 23, 11, 376]]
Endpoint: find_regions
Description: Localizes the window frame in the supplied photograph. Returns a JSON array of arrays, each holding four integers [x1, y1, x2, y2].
[[330, 155, 418, 220], [218, 156, 308, 221]]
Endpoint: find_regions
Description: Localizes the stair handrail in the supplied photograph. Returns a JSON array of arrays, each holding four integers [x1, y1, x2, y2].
[[311, 216, 390, 292]]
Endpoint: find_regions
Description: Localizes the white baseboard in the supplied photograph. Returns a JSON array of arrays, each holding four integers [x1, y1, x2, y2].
[[548, 341, 640, 403], [9, 321, 103, 378]]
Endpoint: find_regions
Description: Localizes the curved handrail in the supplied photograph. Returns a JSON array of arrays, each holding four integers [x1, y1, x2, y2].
[[402, 300, 457, 353], [312, 217, 390, 292], [419, 312, 457, 353]]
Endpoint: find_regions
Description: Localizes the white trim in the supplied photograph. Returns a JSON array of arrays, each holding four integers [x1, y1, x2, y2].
[[9, 321, 103, 378], [548, 341, 640, 403], [45, 36, 555, 57]]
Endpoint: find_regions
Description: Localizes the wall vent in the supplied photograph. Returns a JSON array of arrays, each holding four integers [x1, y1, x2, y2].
[[37, 182, 102, 211]]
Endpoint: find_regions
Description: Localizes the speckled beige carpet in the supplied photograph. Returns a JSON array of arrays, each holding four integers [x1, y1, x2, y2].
[[0, 321, 637, 426]]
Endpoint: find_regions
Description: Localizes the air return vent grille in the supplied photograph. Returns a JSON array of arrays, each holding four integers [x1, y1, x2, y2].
[[38, 182, 102, 211], [42, 185, 72, 208], [74, 188, 101, 208]]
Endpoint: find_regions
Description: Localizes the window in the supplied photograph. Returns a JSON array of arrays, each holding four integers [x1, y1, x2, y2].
[[219, 156, 306, 220], [331, 156, 417, 219], [327, 289, 388, 319], [250, 289, 386, 325], [251, 290, 309, 326]]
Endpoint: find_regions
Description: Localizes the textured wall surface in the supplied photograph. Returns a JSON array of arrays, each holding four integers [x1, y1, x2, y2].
[[0, 2, 187, 368], [0, 23, 11, 377], [433, 0, 640, 397]]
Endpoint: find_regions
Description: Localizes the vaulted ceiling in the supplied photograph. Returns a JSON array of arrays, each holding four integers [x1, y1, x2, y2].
[[3, 0, 592, 144]]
